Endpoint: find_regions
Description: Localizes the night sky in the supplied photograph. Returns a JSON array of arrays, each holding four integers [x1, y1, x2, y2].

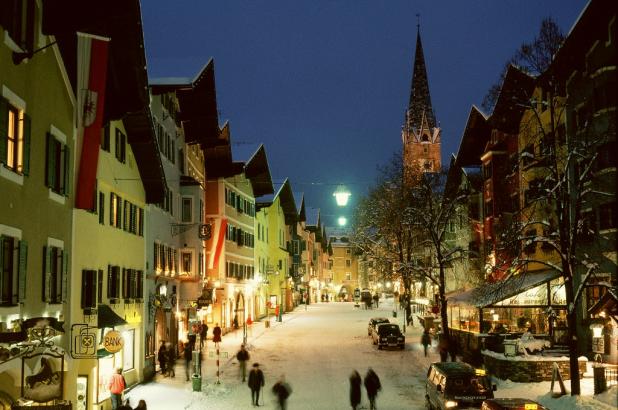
[[142, 1, 588, 228]]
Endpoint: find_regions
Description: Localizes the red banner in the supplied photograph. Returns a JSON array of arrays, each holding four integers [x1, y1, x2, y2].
[[75, 33, 110, 210], [208, 218, 228, 270]]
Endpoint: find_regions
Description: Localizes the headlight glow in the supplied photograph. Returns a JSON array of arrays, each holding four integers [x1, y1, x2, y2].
[[445, 400, 458, 408]]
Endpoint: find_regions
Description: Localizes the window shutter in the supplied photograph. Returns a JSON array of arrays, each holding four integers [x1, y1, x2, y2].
[[60, 250, 68, 302], [0, 98, 8, 164], [18, 240, 27, 301], [109, 193, 115, 226], [81, 269, 95, 309], [121, 132, 126, 163], [62, 143, 70, 196], [43, 246, 52, 303], [122, 268, 127, 299], [22, 113, 31, 175], [45, 133, 56, 188], [97, 269, 103, 303], [107, 265, 113, 298]]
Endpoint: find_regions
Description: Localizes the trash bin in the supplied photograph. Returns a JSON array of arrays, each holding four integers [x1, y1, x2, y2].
[[392, 311, 397, 318], [192, 374, 201, 392], [265, 320, 270, 328]]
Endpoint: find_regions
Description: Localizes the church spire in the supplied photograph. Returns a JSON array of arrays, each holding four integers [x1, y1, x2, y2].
[[406, 25, 436, 131]]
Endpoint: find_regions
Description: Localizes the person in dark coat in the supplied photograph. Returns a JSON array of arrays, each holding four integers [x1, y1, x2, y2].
[[272, 374, 292, 410], [421, 330, 431, 357], [165, 343, 175, 377], [363, 368, 381, 410], [200, 322, 208, 349], [248, 363, 265, 406], [183, 342, 193, 381], [448, 335, 458, 362], [349, 370, 362, 410], [236, 344, 250, 382], [157, 342, 167, 377], [213, 323, 222, 344]]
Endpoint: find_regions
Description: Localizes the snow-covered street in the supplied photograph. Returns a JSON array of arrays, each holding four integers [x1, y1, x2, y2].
[[126, 300, 616, 409]]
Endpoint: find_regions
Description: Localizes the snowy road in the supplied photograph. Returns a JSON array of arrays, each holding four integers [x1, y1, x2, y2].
[[125, 300, 615, 409], [127, 299, 436, 409]]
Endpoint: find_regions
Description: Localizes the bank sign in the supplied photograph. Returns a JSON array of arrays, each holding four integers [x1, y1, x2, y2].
[[103, 330, 124, 353]]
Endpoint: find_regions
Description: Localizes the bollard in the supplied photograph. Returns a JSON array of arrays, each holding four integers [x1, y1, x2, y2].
[[593, 365, 607, 394]]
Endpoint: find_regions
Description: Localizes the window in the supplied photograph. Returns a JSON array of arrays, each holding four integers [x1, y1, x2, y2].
[[115, 129, 126, 163], [178, 148, 185, 173], [181, 197, 193, 223], [101, 123, 110, 152], [98, 192, 105, 224], [345, 259, 351, 268], [0, 0, 36, 53], [346, 273, 351, 281], [44, 132, 70, 195], [122, 329, 135, 371], [110, 193, 122, 228], [43, 245, 67, 304], [0, 235, 27, 305], [199, 199, 203, 223], [80, 269, 97, 310], [0, 97, 31, 175], [181, 252, 192, 275], [97, 269, 103, 303], [107, 265, 121, 299]]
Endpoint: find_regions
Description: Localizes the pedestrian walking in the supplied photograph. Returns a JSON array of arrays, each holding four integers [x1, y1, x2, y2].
[[213, 323, 222, 345], [236, 344, 250, 382], [349, 370, 362, 410], [372, 293, 379, 308], [421, 329, 431, 357], [248, 363, 265, 406], [166, 343, 176, 377], [184, 342, 193, 381], [363, 368, 381, 410], [200, 322, 208, 349], [133, 399, 147, 410], [107, 367, 126, 410], [272, 374, 292, 410], [157, 341, 167, 376], [448, 335, 458, 362]]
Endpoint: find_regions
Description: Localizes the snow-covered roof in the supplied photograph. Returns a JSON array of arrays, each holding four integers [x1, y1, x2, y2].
[[149, 77, 192, 86], [306, 207, 320, 227]]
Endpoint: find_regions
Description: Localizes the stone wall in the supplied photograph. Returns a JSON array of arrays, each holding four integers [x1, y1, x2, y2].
[[483, 352, 587, 382]]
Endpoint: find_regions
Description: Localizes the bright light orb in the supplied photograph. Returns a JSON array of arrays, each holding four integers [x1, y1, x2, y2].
[[337, 216, 347, 226], [333, 185, 351, 206]]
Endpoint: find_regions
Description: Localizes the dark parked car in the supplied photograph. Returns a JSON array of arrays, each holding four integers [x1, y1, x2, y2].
[[425, 362, 496, 409], [368, 317, 390, 336], [481, 399, 547, 410], [372, 323, 405, 349]]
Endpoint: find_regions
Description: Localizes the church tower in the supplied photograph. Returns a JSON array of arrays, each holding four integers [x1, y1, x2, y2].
[[402, 25, 441, 177]]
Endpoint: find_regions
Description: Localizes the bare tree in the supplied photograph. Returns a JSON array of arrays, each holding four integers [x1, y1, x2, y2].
[[482, 18, 565, 113]]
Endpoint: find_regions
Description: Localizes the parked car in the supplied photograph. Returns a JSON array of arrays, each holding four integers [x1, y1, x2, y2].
[[425, 362, 496, 409], [368, 317, 390, 336], [372, 323, 405, 350], [481, 399, 547, 410]]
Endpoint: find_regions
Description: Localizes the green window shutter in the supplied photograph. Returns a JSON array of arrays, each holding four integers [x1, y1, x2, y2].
[[18, 240, 27, 301], [0, 98, 8, 164], [109, 193, 115, 226], [22, 113, 31, 175], [118, 197, 123, 229], [62, 143, 70, 196], [122, 268, 127, 299], [43, 246, 52, 303], [97, 269, 103, 303], [61, 249, 68, 302], [45, 133, 56, 188], [107, 265, 112, 298]]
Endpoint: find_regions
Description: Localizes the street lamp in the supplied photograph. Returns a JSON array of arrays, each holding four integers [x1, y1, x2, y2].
[[333, 185, 351, 207], [337, 216, 347, 226]]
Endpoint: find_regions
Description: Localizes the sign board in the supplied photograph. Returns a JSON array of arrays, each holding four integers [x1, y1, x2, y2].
[[103, 330, 124, 353], [71, 324, 97, 359], [199, 224, 212, 239]]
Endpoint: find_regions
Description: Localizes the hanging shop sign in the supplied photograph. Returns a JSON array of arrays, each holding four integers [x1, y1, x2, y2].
[[103, 330, 124, 353]]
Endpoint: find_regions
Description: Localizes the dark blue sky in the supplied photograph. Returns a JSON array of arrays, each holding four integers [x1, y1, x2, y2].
[[142, 1, 588, 228]]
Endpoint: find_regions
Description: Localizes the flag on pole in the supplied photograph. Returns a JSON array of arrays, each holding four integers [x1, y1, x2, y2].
[[75, 32, 110, 210]]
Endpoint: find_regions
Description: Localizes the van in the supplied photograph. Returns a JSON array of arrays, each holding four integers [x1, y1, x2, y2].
[[425, 362, 496, 409]]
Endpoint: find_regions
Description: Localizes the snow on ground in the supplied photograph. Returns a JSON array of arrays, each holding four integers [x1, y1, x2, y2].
[[126, 300, 613, 409]]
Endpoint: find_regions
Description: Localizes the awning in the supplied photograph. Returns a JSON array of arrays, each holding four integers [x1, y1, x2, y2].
[[588, 288, 618, 320], [448, 270, 561, 308], [97, 304, 128, 329]]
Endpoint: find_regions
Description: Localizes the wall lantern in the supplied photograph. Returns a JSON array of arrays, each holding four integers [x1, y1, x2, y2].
[[333, 185, 351, 207]]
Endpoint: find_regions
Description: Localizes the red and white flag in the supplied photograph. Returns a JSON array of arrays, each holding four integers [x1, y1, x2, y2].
[[75, 32, 110, 210], [208, 218, 228, 270]]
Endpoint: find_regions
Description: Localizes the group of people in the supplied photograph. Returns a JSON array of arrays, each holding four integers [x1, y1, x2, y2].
[[349, 368, 381, 410], [156, 341, 176, 378]]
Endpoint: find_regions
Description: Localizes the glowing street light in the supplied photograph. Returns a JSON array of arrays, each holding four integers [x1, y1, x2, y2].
[[337, 216, 347, 226], [333, 185, 351, 207]]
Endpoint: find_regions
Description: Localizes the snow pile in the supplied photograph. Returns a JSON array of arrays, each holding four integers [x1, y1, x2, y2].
[[537, 391, 616, 410], [594, 385, 617, 407]]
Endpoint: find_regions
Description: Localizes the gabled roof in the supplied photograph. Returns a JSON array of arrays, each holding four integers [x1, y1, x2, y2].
[[239, 144, 273, 197], [489, 65, 535, 134], [454, 105, 490, 168], [42, 0, 166, 203], [306, 207, 320, 233], [255, 179, 297, 225], [293, 192, 306, 222]]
